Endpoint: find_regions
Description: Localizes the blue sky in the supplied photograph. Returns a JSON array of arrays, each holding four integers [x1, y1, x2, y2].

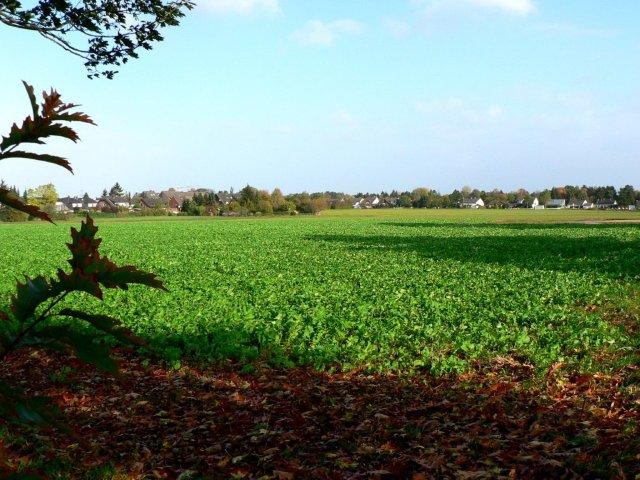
[[1, 0, 639, 196]]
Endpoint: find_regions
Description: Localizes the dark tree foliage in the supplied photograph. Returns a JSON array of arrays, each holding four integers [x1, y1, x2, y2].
[[109, 182, 124, 197], [0, 0, 193, 78]]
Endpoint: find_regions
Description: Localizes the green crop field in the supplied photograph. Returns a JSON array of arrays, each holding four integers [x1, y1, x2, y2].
[[1, 209, 639, 374]]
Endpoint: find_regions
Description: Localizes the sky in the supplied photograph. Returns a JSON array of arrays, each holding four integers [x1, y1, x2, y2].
[[1, 0, 639, 196]]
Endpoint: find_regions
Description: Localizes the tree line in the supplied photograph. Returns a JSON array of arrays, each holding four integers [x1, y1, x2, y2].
[[2, 181, 639, 222], [181, 186, 343, 216]]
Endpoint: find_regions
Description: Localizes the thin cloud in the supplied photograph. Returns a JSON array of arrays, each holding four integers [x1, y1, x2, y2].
[[413, 0, 535, 17], [199, 0, 280, 15], [530, 22, 619, 37], [293, 20, 364, 47], [384, 19, 413, 38], [415, 98, 506, 126], [467, 0, 535, 15]]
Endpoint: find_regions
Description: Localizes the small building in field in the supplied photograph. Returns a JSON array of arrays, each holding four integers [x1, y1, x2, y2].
[[461, 198, 485, 209], [530, 197, 545, 209], [595, 199, 618, 210]]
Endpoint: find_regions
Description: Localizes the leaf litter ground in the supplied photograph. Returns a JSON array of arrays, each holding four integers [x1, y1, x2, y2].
[[1, 349, 638, 479]]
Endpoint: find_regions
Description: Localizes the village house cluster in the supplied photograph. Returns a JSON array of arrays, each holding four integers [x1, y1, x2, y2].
[[51, 185, 640, 215], [353, 195, 637, 210], [55, 188, 229, 214]]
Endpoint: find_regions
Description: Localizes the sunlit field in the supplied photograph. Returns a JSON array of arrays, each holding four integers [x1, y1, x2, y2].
[[2, 209, 639, 373]]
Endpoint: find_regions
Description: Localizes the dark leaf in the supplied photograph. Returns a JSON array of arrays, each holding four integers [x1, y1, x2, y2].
[[11, 276, 52, 323], [55, 269, 103, 299], [65, 215, 101, 272], [65, 216, 166, 292], [22, 80, 39, 119], [0, 85, 93, 151], [40, 89, 95, 125], [0, 117, 43, 150], [51, 111, 96, 125], [0, 151, 73, 173], [38, 122, 80, 143], [0, 381, 63, 427], [0, 187, 52, 222], [59, 309, 147, 346], [37, 326, 119, 374], [93, 260, 167, 292]]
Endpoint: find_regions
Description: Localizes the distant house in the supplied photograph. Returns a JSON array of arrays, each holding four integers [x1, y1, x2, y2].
[[530, 197, 545, 209], [58, 196, 97, 211], [216, 191, 233, 205], [581, 200, 594, 210], [545, 199, 566, 209], [96, 196, 131, 212], [595, 199, 618, 210], [96, 197, 117, 212], [461, 198, 484, 209], [139, 190, 160, 199], [380, 196, 398, 208], [111, 196, 132, 210], [59, 196, 83, 210], [54, 201, 72, 213], [140, 197, 166, 210], [353, 196, 380, 209], [85, 197, 98, 209], [160, 189, 197, 213]]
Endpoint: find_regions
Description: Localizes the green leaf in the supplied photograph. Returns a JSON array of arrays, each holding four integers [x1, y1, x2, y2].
[[59, 308, 147, 346], [11, 275, 52, 323], [0, 151, 73, 173]]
